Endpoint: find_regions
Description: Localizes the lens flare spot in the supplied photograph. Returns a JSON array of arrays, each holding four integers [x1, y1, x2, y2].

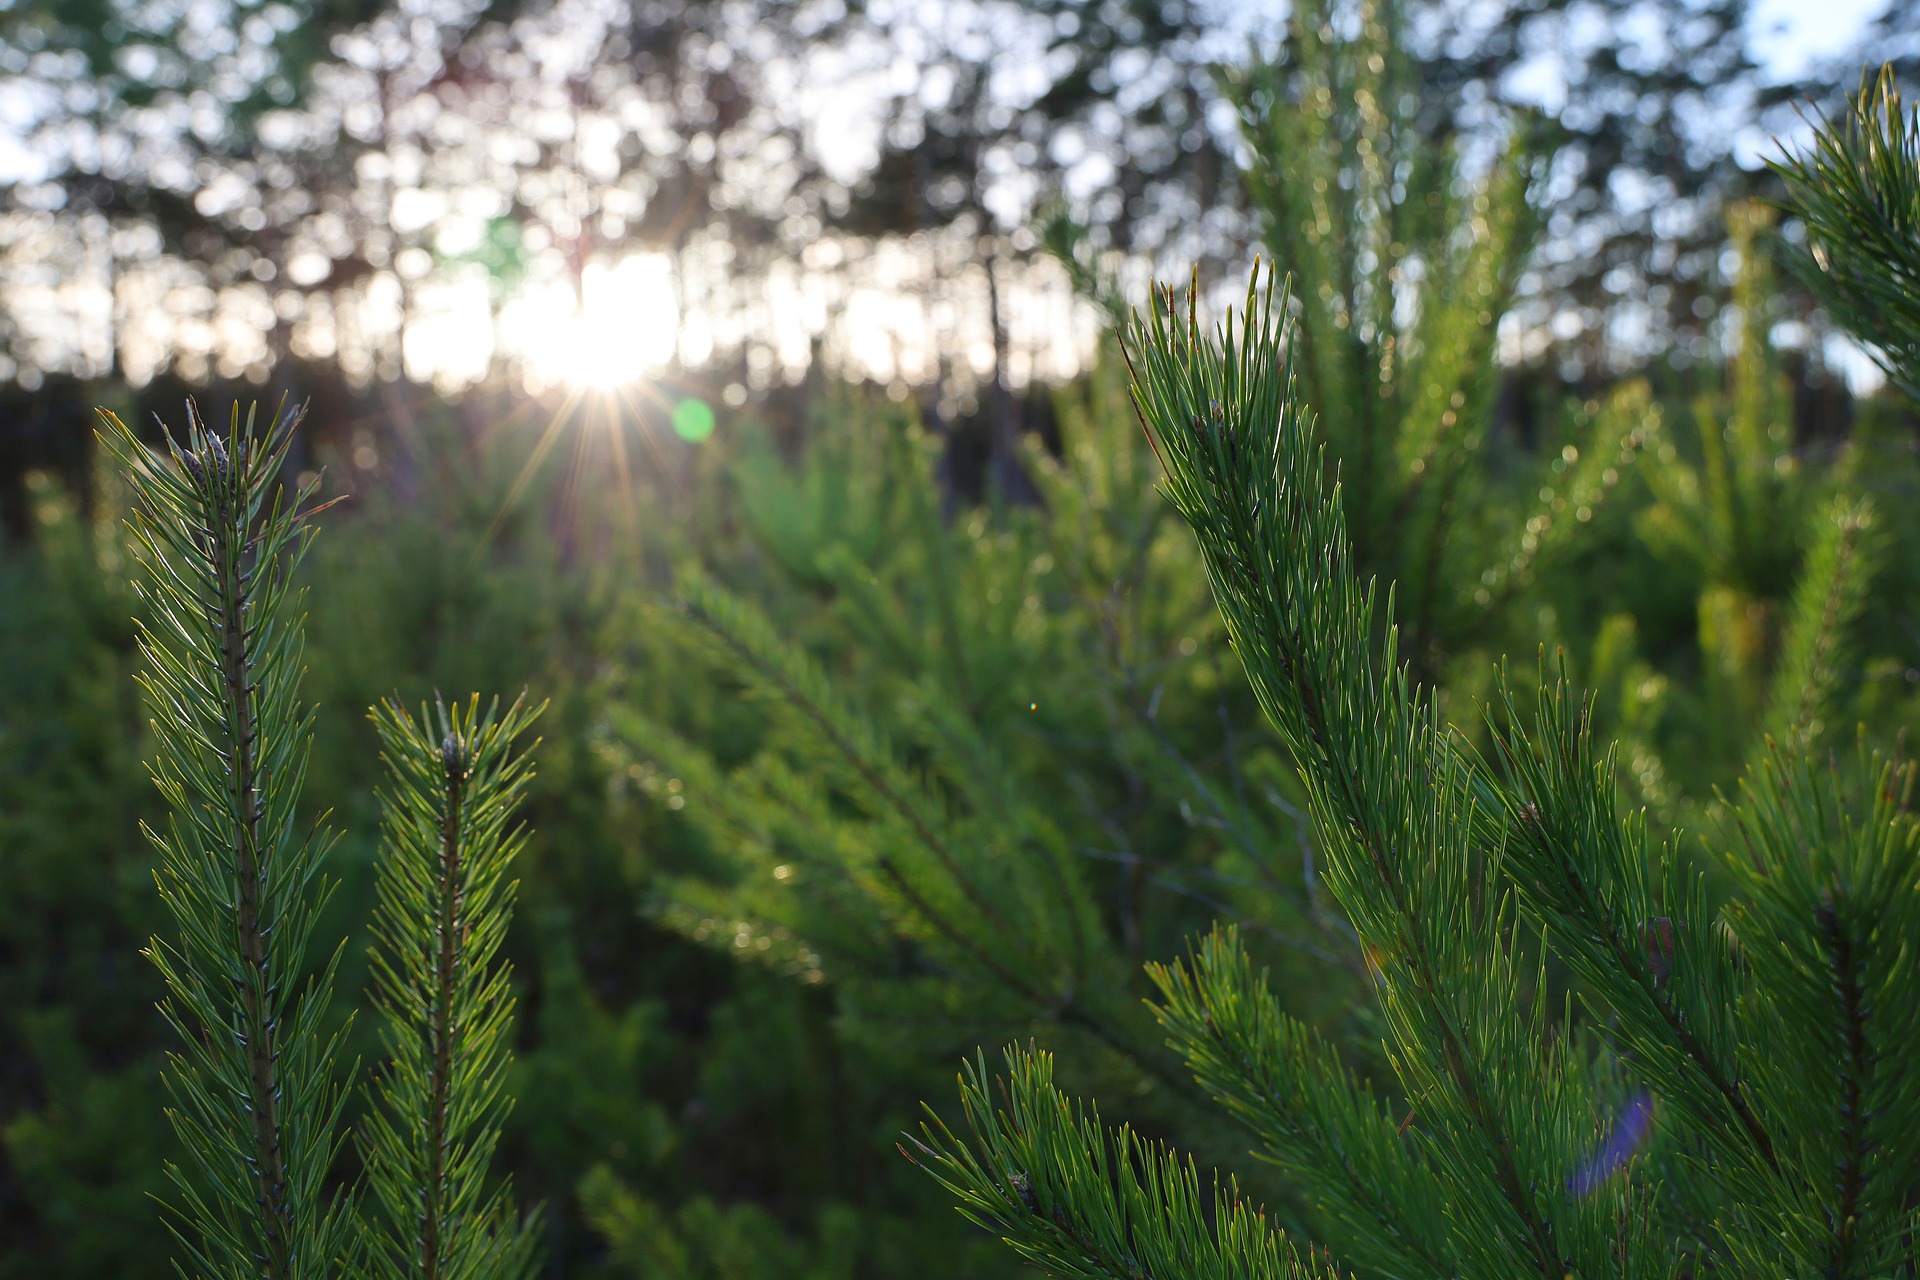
[[1569, 1092, 1655, 1195], [673, 398, 716, 442]]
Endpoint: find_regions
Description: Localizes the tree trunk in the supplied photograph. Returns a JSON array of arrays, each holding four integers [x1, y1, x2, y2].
[[985, 253, 1042, 509]]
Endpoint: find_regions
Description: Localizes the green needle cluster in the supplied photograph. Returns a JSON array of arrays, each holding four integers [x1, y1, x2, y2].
[[907, 1047, 1343, 1280], [1772, 65, 1920, 401], [101, 401, 542, 1280], [102, 402, 354, 1280], [362, 695, 543, 1280]]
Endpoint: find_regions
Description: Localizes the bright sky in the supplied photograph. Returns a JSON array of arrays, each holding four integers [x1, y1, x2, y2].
[[1748, 0, 1889, 81]]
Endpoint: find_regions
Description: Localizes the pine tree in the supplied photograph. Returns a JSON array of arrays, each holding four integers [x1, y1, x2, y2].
[[1771, 65, 1920, 402], [1222, 0, 1632, 672], [623, 35, 1897, 1250], [101, 402, 542, 1279], [912, 263, 1920, 1277], [361, 695, 543, 1280], [612, 396, 1211, 1085], [618, 0, 1652, 1109], [1608, 201, 1881, 813], [101, 402, 356, 1280]]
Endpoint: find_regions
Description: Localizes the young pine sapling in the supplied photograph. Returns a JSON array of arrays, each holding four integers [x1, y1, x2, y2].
[[104, 402, 542, 1280]]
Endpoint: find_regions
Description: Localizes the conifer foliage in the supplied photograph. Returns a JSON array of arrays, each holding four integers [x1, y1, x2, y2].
[[362, 695, 542, 1280], [1772, 65, 1920, 401], [910, 1048, 1343, 1280], [914, 264, 1920, 1276], [101, 402, 354, 1280], [100, 402, 541, 1279], [1222, 0, 1572, 666], [1621, 202, 1883, 810]]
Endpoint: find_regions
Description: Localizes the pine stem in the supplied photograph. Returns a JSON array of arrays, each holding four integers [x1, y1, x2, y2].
[[420, 734, 470, 1280], [1819, 895, 1870, 1278], [205, 438, 294, 1280], [364, 696, 540, 1280], [1526, 814, 1780, 1172], [1279, 616, 1567, 1280]]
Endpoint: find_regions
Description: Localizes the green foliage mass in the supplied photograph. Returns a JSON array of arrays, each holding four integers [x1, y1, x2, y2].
[[1, 400, 1058, 1279], [916, 260, 1920, 1280], [1226, 0, 1550, 650], [912, 65, 1920, 1274], [0, 336, 1914, 1278], [0, 52, 1917, 1280]]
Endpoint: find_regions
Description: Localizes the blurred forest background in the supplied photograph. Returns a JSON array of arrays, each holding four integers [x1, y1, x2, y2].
[[3, 0, 1920, 1275]]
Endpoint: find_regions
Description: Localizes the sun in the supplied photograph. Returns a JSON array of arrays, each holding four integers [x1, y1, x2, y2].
[[504, 253, 681, 389]]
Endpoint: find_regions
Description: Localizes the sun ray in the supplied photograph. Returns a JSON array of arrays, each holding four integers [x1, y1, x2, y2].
[[469, 387, 581, 568]]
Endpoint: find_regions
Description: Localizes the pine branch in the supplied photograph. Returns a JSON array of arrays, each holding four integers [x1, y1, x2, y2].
[[100, 401, 352, 1280], [1040, 201, 1129, 327], [1119, 268, 1663, 1279], [1772, 65, 1920, 404], [1759, 496, 1879, 757], [1221, 0, 1548, 631], [362, 695, 543, 1280], [609, 705, 909, 987], [655, 574, 1121, 1019], [904, 1047, 1343, 1280], [1718, 747, 1920, 1277], [1148, 929, 1456, 1280], [1469, 385, 1655, 614], [1488, 674, 1778, 1175], [633, 580, 1210, 1100], [674, 575, 1014, 944]]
